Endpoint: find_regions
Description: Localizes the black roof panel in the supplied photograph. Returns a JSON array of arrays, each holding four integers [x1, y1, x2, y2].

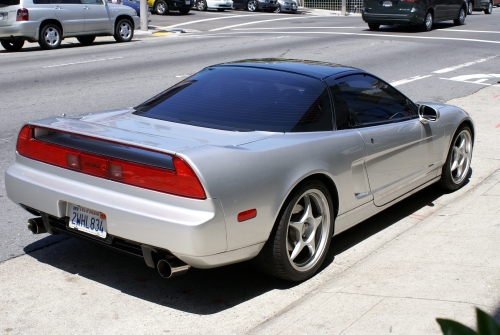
[[214, 59, 358, 79]]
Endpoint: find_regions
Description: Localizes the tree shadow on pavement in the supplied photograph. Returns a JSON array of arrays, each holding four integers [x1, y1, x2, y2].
[[24, 175, 467, 315]]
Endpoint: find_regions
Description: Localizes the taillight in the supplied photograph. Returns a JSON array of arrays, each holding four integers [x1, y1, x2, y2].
[[16, 8, 29, 21], [16, 125, 206, 200]]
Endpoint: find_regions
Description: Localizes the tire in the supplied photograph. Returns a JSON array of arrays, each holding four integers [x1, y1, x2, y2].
[[155, 0, 169, 14], [440, 126, 473, 191], [454, 7, 466, 25], [217, 8, 225, 11], [114, 19, 133, 42], [252, 180, 335, 281], [275, 4, 281, 12], [196, 0, 207, 10], [179, 8, 190, 14], [247, 0, 258, 11], [484, 1, 492, 13], [38, 24, 62, 50], [421, 11, 433, 31], [467, 0, 473, 14], [76, 36, 96, 45], [368, 23, 380, 30], [1, 40, 24, 51]]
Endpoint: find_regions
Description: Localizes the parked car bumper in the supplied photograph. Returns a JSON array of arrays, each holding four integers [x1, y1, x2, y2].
[[279, 3, 297, 12], [362, 11, 424, 25], [257, 1, 279, 10], [0, 21, 39, 41], [206, 0, 233, 8], [5, 155, 239, 268]]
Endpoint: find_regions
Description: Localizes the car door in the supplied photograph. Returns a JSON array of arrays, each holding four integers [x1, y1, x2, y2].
[[52, 0, 85, 34], [334, 73, 443, 207], [81, 0, 111, 32]]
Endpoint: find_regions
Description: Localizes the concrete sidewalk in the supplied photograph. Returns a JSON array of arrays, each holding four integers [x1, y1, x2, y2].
[[0, 86, 499, 334]]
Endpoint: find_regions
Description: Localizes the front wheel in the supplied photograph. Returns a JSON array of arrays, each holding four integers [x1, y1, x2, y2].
[[368, 23, 380, 30], [421, 11, 433, 31], [440, 126, 473, 191], [77, 36, 96, 45], [114, 19, 133, 42], [484, 1, 492, 13], [247, 0, 258, 11], [39, 24, 62, 50], [1, 40, 24, 51], [252, 180, 334, 281], [155, 0, 169, 14], [467, 0, 473, 14], [454, 7, 466, 25]]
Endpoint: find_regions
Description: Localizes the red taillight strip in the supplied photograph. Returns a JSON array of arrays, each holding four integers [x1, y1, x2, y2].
[[16, 125, 206, 200], [16, 8, 29, 21]]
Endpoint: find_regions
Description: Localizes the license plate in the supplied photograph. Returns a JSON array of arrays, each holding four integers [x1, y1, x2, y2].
[[382, 1, 392, 6], [68, 204, 107, 238], [185, 0, 190, 4]]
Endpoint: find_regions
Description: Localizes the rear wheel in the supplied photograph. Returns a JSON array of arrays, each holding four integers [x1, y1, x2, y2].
[[421, 11, 433, 31], [76, 36, 96, 45], [155, 0, 169, 14], [114, 19, 133, 42], [275, 4, 281, 12], [196, 0, 207, 10], [453, 7, 466, 25], [39, 24, 62, 50], [467, 0, 473, 14], [1, 40, 24, 51], [247, 0, 258, 11], [484, 1, 492, 13], [252, 180, 334, 281], [368, 23, 380, 30], [440, 126, 473, 191]]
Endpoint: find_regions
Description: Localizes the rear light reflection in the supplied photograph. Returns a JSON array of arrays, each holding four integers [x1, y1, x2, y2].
[[16, 125, 206, 200]]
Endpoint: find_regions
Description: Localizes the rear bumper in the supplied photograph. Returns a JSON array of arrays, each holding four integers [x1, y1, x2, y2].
[[0, 21, 39, 41], [362, 11, 424, 25], [6, 155, 236, 266]]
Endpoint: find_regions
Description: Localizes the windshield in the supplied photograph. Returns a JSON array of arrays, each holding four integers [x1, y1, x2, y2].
[[134, 66, 332, 132]]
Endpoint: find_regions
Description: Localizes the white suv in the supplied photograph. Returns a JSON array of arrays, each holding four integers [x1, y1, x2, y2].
[[0, 0, 140, 51]]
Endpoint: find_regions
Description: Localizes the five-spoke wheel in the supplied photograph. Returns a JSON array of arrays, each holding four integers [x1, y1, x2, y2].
[[440, 126, 473, 190], [39, 24, 61, 50], [114, 19, 133, 43]]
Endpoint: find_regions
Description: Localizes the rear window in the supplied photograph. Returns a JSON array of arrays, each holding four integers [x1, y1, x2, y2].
[[134, 66, 333, 132], [0, 0, 20, 5]]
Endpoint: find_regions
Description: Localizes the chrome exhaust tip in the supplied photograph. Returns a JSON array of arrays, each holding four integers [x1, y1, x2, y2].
[[27, 218, 47, 235], [157, 257, 191, 278]]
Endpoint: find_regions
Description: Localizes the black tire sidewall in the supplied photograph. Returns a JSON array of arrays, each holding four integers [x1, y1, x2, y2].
[[114, 19, 133, 42], [274, 180, 334, 281], [155, 0, 168, 14], [1, 40, 24, 51], [39, 24, 61, 50]]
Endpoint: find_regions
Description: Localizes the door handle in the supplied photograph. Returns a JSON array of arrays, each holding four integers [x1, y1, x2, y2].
[[54, 6, 61, 9], [83, 6, 90, 9]]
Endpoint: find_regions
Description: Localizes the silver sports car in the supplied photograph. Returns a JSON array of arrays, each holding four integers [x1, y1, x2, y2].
[[6, 59, 474, 281]]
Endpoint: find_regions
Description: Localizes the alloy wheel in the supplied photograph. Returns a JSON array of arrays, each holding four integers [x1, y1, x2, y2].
[[118, 22, 132, 40], [44, 27, 60, 46], [450, 129, 472, 184]]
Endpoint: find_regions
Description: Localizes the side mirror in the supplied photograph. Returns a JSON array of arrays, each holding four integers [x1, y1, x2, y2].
[[418, 105, 440, 124]]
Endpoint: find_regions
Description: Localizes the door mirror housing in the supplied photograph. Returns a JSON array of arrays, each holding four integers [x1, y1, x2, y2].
[[418, 105, 440, 124]]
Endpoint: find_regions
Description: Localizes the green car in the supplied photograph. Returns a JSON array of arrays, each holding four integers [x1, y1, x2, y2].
[[362, 0, 468, 31]]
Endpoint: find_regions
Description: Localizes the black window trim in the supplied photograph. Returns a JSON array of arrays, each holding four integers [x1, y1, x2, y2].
[[327, 71, 419, 130]]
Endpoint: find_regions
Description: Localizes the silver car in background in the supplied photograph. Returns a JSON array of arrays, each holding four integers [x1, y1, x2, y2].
[[0, 0, 139, 51]]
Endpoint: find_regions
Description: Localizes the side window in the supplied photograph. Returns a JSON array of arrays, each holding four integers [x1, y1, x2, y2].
[[33, 0, 51, 4], [336, 74, 417, 126], [81, 0, 103, 4]]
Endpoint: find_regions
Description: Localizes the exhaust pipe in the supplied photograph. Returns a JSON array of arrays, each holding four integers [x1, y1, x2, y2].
[[157, 257, 191, 278], [27, 217, 47, 234]]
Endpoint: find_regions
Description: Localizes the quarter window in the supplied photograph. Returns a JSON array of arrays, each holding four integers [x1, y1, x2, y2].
[[336, 74, 417, 126]]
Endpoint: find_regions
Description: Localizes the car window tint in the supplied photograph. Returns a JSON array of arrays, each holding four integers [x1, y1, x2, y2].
[[32, 0, 50, 3], [336, 74, 416, 126], [134, 67, 333, 132], [81, 0, 103, 4], [0, 0, 20, 4]]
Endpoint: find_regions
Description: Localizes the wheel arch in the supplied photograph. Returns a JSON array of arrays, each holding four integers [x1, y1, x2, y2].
[[40, 19, 64, 37], [115, 15, 135, 30]]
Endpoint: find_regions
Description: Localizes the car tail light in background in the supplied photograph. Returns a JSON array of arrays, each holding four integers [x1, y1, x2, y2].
[[16, 125, 206, 200], [16, 8, 29, 21]]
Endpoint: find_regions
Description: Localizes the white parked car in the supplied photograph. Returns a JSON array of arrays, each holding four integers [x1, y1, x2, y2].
[[194, 0, 232, 11], [0, 0, 140, 51]]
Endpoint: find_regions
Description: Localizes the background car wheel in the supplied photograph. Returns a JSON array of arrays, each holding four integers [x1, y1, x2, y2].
[[275, 4, 281, 12], [247, 0, 258, 11], [421, 11, 433, 31], [179, 8, 190, 14], [76, 36, 96, 45], [467, 0, 473, 14], [453, 7, 466, 25], [484, 1, 492, 13], [38, 24, 62, 50], [217, 8, 225, 11], [155, 0, 169, 14], [114, 19, 133, 42], [368, 23, 380, 30], [440, 126, 473, 191], [252, 180, 334, 281], [0, 40, 24, 51]]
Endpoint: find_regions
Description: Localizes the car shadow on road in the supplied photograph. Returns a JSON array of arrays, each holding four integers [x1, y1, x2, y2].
[[0, 40, 138, 54], [364, 22, 459, 33], [24, 174, 467, 315]]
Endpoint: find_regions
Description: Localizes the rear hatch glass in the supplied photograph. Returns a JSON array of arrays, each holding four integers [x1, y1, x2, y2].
[[134, 66, 332, 133], [0, 0, 20, 6]]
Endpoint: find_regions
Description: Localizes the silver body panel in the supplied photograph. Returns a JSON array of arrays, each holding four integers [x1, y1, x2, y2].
[[5, 101, 472, 268], [0, 0, 139, 41]]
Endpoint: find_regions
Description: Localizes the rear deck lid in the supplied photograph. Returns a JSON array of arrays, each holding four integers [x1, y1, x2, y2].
[[0, 0, 20, 26]]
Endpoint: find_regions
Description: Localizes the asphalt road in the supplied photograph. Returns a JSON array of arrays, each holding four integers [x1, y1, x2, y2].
[[0, 8, 499, 262]]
